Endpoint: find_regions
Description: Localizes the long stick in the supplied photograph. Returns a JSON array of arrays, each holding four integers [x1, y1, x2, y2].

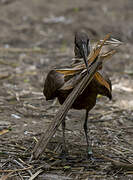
[[32, 57, 102, 159]]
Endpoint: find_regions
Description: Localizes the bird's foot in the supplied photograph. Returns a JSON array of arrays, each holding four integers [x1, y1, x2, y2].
[[88, 147, 93, 156], [59, 147, 69, 160], [86, 147, 94, 161], [86, 148, 103, 162]]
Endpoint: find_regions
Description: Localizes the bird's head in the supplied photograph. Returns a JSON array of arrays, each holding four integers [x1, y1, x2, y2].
[[74, 31, 90, 72]]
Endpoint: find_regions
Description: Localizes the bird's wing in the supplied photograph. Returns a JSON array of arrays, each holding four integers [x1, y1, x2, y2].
[[43, 70, 65, 100], [56, 68, 81, 76], [94, 72, 111, 93], [59, 71, 112, 93]]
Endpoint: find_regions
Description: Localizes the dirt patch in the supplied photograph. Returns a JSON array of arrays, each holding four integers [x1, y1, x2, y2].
[[0, 0, 133, 179]]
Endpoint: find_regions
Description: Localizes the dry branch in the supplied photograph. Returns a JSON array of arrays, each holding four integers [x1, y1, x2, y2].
[[0, 166, 33, 173], [102, 156, 133, 170]]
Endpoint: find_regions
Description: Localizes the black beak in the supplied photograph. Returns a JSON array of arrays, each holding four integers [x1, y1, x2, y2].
[[80, 43, 90, 74]]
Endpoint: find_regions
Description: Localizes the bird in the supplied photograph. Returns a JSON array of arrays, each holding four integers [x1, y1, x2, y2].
[[43, 32, 112, 158]]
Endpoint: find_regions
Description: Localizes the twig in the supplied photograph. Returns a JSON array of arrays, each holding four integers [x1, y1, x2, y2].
[[0, 172, 13, 180], [29, 169, 44, 180], [17, 158, 33, 176], [75, 167, 84, 180], [125, 171, 133, 174], [17, 172, 24, 180], [102, 156, 133, 170], [0, 166, 32, 173]]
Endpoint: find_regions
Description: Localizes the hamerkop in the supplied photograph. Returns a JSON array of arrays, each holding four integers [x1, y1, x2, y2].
[[43, 32, 112, 157]]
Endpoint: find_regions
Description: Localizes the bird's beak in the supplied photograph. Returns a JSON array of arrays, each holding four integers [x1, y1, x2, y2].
[[81, 43, 90, 74]]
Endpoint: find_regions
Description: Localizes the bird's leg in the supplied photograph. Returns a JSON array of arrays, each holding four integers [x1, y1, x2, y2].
[[84, 109, 93, 157], [60, 118, 68, 158]]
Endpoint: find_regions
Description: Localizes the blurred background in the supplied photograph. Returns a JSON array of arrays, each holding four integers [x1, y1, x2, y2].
[[0, 0, 132, 71]]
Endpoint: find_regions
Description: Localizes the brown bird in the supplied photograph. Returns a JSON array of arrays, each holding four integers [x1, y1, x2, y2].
[[43, 32, 112, 157]]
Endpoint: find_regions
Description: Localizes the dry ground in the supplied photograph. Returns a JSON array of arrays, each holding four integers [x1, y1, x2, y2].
[[0, 0, 133, 179]]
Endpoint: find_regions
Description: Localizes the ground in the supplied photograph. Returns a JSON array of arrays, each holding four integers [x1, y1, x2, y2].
[[0, 0, 133, 179]]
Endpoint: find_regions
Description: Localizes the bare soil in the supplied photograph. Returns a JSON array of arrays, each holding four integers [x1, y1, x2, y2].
[[0, 0, 133, 179]]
